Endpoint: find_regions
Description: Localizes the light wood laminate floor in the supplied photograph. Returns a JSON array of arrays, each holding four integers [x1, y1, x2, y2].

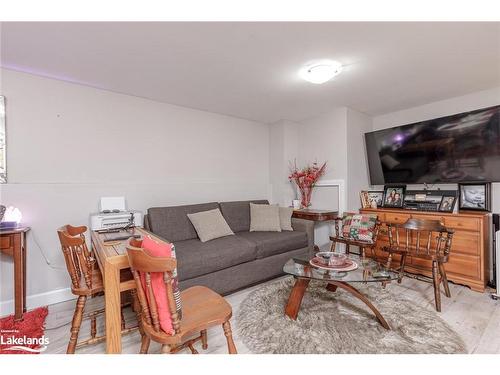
[[43, 277, 500, 354]]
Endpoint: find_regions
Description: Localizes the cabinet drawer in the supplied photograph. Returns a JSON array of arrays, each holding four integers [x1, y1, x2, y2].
[[445, 254, 480, 279], [411, 214, 446, 224], [411, 253, 480, 279], [450, 231, 480, 256], [0, 236, 12, 250], [444, 216, 479, 231], [384, 212, 411, 224]]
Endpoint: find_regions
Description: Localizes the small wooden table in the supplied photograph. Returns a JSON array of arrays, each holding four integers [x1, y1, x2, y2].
[[91, 226, 163, 354], [0, 227, 30, 320], [292, 209, 339, 251]]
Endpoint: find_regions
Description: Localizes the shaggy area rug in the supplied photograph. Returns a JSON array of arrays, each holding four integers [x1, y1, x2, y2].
[[0, 307, 48, 354], [237, 278, 466, 354]]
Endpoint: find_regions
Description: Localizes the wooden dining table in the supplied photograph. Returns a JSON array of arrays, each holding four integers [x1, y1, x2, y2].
[[91, 226, 164, 354]]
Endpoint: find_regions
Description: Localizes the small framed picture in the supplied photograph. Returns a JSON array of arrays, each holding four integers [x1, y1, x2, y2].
[[439, 195, 456, 213], [458, 182, 490, 211], [367, 191, 384, 208], [360, 191, 370, 209], [383, 185, 406, 208]]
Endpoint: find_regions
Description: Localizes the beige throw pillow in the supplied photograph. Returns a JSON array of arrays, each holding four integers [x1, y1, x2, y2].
[[250, 203, 281, 232], [187, 208, 234, 242], [279, 206, 294, 231]]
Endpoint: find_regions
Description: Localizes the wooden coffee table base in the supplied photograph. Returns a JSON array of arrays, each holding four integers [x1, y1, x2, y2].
[[284, 277, 391, 330]]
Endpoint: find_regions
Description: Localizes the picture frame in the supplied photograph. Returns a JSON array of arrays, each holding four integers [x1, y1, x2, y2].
[[359, 191, 370, 209], [367, 191, 384, 208], [458, 182, 490, 212], [438, 195, 456, 213], [383, 185, 406, 208]]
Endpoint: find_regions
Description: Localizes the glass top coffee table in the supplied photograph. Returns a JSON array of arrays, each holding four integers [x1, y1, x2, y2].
[[283, 254, 399, 330]]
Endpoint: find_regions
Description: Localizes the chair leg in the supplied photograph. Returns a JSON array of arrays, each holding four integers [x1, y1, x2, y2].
[[201, 329, 208, 350], [67, 295, 87, 354], [398, 253, 407, 284], [439, 262, 451, 298], [140, 336, 150, 354], [188, 343, 199, 354], [345, 244, 350, 255], [222, 321, 237, 354], [130, 289, 145, 336], [385, 252, 393, 270], [161, 344, 171, 354], [90, 315, 97, 339], [432, 261, 442, 312], [121, 311, 126, 330], [330, 241, 336, 252]]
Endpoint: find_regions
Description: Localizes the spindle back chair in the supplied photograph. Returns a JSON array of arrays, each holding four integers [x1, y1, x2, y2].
[[127, 238, 237, 354], [384, 218, 454, 311], [57, 225, 136, 353], [329, 212, 381, 257]]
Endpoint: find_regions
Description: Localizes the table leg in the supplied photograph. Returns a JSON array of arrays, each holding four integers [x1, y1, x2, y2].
[[22, 233, 27, 315], [104, 260, 122, 353], [327, 281, 391, 330], [285, 278, 310, 320], [13, 233, 24, 321]]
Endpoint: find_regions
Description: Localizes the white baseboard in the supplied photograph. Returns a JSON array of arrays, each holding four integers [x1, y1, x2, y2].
[[0, 287, 75, 318]]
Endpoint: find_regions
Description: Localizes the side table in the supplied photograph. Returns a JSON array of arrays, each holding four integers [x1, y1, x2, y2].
[[292, 209, 339, 252], [0, 227, 30, 320]]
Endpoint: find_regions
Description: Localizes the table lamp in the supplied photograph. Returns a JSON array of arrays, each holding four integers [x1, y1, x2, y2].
[[0, 205, 22, 229]]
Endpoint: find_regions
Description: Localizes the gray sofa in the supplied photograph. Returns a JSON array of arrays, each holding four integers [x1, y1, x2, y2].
[[144, 200, 314, 295]]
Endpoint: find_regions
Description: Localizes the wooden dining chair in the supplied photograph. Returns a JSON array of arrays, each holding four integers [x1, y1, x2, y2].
[[383, 218, 454, 312], [57, 225, 137, 353], [126, 237, 237, 354], [329, 212, 381, 257]]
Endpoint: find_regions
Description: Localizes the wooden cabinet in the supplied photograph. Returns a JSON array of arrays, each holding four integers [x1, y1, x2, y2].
[[360, 208, 490, 292]]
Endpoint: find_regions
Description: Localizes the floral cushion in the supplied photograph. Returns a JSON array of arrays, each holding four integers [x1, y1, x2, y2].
[[341, 214, 377, 242]]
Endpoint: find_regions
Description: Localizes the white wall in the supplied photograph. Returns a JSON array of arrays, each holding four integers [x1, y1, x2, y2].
[[372, 87, 500, 212], [0, 69, 270, 315], [269, 120, 299, 206], [298, 108, 348, 183], [346, 108, 372, 211]]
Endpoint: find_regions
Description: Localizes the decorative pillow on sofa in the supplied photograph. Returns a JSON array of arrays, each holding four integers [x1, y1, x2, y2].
[[139, 235, 182, 335], [279, 206, 294, 231], [187, 208, 234, 242], [249, 203, 281, 232], [341, 213, 377, 242]]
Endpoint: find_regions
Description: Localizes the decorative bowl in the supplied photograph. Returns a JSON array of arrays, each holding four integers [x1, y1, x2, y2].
[[315, 252, 334, 265], [328, 253, 348, 266]]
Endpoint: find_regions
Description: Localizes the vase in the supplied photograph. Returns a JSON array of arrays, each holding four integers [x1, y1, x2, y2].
[[300, 186, 313, 208]]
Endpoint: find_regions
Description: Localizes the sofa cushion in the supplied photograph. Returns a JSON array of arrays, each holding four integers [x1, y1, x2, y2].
[[250, 203, 281, 232], [237, 231, 308, 259], [174, 235, 257, 280], [219, 200, 269, 233], [187, 208, 234, 242], [148, 202, 219, 242], [279, 206, 294, 231]]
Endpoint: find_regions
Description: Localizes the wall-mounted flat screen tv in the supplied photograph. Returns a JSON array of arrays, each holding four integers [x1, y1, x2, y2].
[[365, 105, 500, 185]]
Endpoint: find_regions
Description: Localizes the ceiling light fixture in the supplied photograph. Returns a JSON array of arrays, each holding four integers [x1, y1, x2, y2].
[[299, 60, 343, 84]]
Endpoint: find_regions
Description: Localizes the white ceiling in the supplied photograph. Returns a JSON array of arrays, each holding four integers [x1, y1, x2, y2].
[[1, 22, 499, 123]]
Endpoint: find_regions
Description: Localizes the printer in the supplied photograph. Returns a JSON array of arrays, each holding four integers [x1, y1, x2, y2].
[[90, 197, 143, 231]]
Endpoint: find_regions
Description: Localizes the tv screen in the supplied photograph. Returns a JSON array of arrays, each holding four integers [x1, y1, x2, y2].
[[365, 105, 500, 185]]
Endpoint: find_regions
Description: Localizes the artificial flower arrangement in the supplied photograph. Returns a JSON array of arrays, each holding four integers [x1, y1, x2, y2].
[[288, 160, 327, 208]]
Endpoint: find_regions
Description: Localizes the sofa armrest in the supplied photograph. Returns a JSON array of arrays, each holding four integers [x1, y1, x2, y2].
[[291, 218, 315, 250]]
